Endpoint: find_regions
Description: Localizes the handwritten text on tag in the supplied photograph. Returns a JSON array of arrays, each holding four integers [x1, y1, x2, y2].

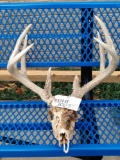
[[52, 95, 82, 111]]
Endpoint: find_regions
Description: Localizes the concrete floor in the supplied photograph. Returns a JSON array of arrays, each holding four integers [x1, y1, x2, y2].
[[1, 157, 120, 160]]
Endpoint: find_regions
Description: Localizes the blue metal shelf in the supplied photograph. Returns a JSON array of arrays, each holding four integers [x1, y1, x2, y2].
[[0, 100, 120, 157], [0, 2, 120, 68], [0, 2, 120, 157]]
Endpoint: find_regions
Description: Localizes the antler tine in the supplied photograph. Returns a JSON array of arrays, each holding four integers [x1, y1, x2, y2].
[[7, 43, 34, 71], [7, 24, 33, 70], [9, 24, 32, 61], [94, 36, 118, 64], [44, 68, 52, 98], [71, 15, 119, 99], [97, 31, 105, 72], [21, 34, 28, 78], [94, 16, 113, 64], [71, 76, 81, 98], [43, 67, 54, 104], [94, 16, 110, 45], [7, 24, 53, 104]]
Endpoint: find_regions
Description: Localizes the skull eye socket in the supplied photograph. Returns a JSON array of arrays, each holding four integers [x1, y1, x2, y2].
[[48, 109, 54, 121], [50, 114, 54, 121], [65, 120, 70, 127], [71, 111, 78, 121]]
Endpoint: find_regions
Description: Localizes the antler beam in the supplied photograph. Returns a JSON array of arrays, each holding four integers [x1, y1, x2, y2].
[[7, 24, 53, 104], [71, 15, 119, 98]]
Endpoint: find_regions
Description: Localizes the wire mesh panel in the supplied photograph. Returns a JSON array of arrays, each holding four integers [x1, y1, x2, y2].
[[0, 100, 120, 157], [0, 2, 120, 68], [0, 2, 120, 157]]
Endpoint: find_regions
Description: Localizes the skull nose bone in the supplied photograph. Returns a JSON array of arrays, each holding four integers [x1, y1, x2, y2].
[[60, 132, 69, 154], [60, 133, 67, 140], [60, 132, 65, 137]]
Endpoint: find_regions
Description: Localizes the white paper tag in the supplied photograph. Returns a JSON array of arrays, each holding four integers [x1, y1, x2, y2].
[[52, 95, 82, 111]]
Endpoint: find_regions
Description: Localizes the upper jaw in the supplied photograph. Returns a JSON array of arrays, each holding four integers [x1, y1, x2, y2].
[[58, 130, 70, 153], [58, 128, 70, 145], [59, 133, 68, 145]]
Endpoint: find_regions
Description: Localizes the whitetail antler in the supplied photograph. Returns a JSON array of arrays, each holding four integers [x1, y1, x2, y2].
[[7, 24, 53, 104], [7, 16, 119, 154], [7, 16, 119, 102], [71, 15, 119, 98]]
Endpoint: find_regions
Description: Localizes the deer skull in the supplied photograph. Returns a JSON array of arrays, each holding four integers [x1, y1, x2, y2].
[[48, 100, 79, 153], [7, 16, 119, 153]]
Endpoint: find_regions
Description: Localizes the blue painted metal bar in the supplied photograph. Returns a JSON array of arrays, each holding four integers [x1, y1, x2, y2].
[[0, 2, 120, 68], [0, 100, 120, 156], [0, 144, 120, 157], [0, 99, 120, 106], [0, 2, 120, 9], [1, 62, 119, 68]]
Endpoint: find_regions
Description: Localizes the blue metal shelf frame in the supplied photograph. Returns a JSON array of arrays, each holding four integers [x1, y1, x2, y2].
[[0, 2, 120, 157], [0, 100, 120, 157], [0, 2, 120, 9], [0, 2, 120, 68]]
